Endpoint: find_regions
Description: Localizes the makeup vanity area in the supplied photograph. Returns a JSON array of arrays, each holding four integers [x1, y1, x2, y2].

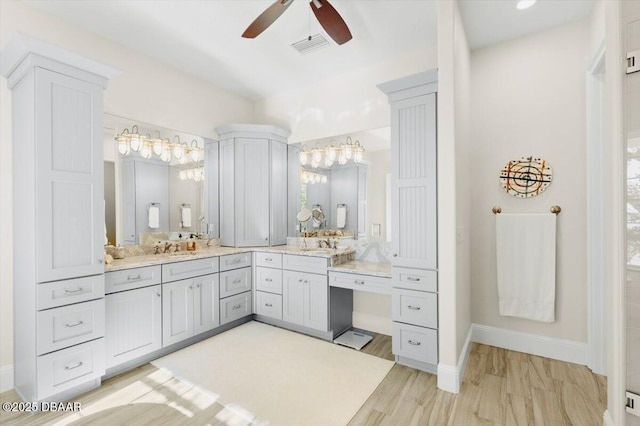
[[3, 34, 438, 405]]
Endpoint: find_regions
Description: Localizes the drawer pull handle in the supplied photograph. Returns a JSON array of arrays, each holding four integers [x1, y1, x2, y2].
[[354, 280, 365, 285], [232, 258, 241, 264], [196, 284, 201, 288], [127, 275, 141, 281], [406, 277, 421, 282], [65, 320, 84, 328], [265, 303, 273, 307], [232, 279, 242, 284], [408, 340, 421, 346], [64, 361, 84, 371], [407, 305, 421, 310], [64, 287, 83, 294], [265, 258, 273, 261], [265, 278, 273, 282], [232, 304, 242, 310]]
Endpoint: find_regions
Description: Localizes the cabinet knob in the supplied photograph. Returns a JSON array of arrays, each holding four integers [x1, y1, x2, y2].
[[393, 253, 398, 257], [157, 293, 161, 297], [196, 284, 201, 288], [299, 279, 303, 283], [98, 258, 103, 264], [189, 285, 193, 289]]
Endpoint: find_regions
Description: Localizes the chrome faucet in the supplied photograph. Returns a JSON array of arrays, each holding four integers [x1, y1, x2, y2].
[[319, 238, 331, 248]]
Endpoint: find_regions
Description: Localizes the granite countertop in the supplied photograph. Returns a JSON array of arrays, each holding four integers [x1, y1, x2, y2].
[[105, 245, 356, 272], [327, 261, 392, 278]]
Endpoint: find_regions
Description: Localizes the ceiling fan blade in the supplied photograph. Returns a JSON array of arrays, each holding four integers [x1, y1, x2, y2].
[[242, 0, 295, 39], [310, 0, 352, 45]]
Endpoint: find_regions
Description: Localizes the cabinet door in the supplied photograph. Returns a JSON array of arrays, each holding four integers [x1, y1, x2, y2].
[[193, 274, 220, 335], [282, 270, 305, 326], [35, 68, 105, 282], [390, 93, 437, 270], [303, 273, 328, 331], [235, 138, 270, 246], [105, 285, 162, 368], [270, 140, 288, 245], [162, 279, 194, 346], [219, 139, 236, 246]]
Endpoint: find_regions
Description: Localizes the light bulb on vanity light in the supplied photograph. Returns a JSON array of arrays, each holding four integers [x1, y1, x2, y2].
[[153, 138, 165, 156], [343, 136, 353, 160], [190, 140, 201, 162], [129, 125, 142, 152], [299, 147, 309, 166], [140, 143, 152, 159], [172, 136, 183, 159], [117, 139, 130, 155]]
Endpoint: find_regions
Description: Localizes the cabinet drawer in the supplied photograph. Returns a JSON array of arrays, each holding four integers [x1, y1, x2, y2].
[[329, 271, 391, 295], [282, 254, 328, 275], [392, 322, 438, 365], [38, 275, 105, 310], [105, 265, 162, 293], [220, 267, 252, 298], [37, 338, 105, 400], [220, 291, 252, 325], [392, 289, 437, 328], [255, 252, 282, 268], [392, 268, 437, 292], [256, 291, 282, 320], [162, 258, 219, 283], [219, 252, 252, 272], [37, 299, 105, 355], [256, 267, 283, 294]]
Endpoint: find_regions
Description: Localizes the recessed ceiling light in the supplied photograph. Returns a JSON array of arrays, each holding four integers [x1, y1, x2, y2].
[[516, 0, 536, 10]]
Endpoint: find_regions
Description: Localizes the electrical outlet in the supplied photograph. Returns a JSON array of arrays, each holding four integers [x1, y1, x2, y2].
[[627, 391, 640, 417], [372, 224, 381, 236]]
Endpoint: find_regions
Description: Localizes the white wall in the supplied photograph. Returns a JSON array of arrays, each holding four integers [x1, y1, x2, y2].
[[253, 48, 437, 144], [0, 0, 254, 377], [365, 150, 391, 243], [436, 0, 471, 391], [469, 20, 589, 343]]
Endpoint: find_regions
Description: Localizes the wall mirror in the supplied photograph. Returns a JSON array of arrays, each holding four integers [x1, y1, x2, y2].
[[103, 113, 207, 245], [292, 127, 391, 243]]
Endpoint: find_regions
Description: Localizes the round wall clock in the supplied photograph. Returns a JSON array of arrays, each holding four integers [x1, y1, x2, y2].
[[500, 156, 553, 198]]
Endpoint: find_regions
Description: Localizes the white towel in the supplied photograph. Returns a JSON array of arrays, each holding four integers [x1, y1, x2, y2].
[[336, 206, 347, 229], [181, 207, 192, 228], [496, 213, 556, 322], [148, 205, 160, 229]]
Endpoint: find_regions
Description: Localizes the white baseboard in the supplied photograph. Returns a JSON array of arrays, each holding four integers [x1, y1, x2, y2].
[[0, 364, 14, 393], [471, 324, 587, 365], [437, 325, 473, 394]]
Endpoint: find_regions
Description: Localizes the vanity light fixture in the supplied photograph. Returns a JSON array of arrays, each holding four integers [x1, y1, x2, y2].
[[298, 136, 365, 168], [115, 126, 204, 164], [516, 0, 536, 10]]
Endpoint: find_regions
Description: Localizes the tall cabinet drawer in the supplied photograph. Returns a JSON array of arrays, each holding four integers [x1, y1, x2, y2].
[[105, 265, 162, 293], [37, 338, 105, 399], [392, 322, 438, 365], [38, 275, 105, 310], [219, 267, 252, 298], [162, 258, 219, 283], [37, 299, 105, 355], [256, 292, 282, 320]]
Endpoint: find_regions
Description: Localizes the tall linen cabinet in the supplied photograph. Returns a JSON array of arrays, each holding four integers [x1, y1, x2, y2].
[[1, 35, 119, 402], [216, 124, 290, 247], [379, 71, 439, 373]]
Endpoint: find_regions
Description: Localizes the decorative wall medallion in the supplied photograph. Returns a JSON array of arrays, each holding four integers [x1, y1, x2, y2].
[[500, 156, 553, 198]]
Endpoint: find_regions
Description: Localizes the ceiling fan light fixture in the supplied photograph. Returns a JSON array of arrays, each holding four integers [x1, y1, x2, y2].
[[292, 33, 330, 55], [516, 0, 536, 10]]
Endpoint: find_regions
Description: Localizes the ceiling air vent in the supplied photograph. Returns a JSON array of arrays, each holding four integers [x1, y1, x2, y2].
[[292, 33, 330, 55]]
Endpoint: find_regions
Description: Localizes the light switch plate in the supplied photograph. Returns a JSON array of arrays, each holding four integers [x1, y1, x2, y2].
[[627, 391, 640, 417]]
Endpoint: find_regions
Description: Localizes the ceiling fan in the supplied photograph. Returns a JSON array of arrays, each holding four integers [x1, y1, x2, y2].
[[242, 0, 353, 45]]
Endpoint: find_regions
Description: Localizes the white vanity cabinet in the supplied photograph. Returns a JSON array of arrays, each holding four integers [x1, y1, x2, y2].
[[379, 70, 439, 373], [163, 273, 221, 346], [217, 253, 253, 325], [281, 255, 329, 332], [216, 124, 290, 247], [1, 34, 119, 402]]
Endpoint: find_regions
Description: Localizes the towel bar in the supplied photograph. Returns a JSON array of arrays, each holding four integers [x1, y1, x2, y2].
[[492, 205, 561, 215]]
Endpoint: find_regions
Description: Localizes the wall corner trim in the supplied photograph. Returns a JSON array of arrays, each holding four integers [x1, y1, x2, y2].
[[471, 323, 587, 365], [437, 325, 473, 394], [0, 364, 14, 393]]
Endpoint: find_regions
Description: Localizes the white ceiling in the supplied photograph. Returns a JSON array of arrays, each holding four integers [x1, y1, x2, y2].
[[25, 0, 592, 102]]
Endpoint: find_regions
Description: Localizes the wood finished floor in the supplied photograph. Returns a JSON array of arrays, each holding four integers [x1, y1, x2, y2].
[[0, 334, 606, 426]]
